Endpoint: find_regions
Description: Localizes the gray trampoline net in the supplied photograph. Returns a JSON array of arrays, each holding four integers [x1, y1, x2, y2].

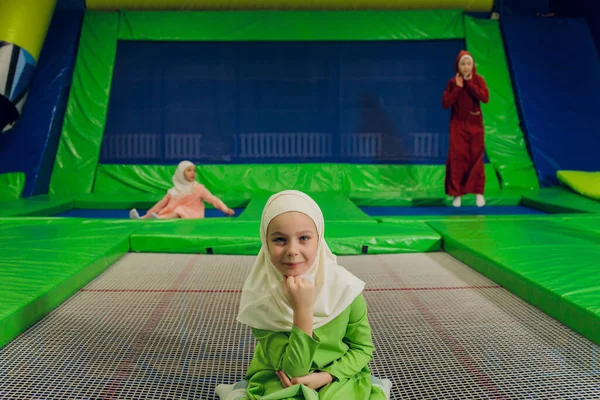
[[0, 253, 598, 399]]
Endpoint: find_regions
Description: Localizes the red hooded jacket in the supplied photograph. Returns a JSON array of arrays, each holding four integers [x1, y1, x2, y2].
[[442, 50, 489, 121]]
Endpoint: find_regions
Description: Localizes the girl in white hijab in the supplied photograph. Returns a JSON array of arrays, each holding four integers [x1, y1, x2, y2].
[[217, 190, 389, 400], [129, 160, 235, 219]]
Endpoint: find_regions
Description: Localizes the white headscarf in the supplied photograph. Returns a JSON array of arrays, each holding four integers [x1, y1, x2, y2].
[[167, 160, 197, 198], [459, 54, 474, 64], [237, 190, 365, 332]]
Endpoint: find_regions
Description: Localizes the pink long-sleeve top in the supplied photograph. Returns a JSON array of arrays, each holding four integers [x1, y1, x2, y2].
[[148, 184, 229, 219]]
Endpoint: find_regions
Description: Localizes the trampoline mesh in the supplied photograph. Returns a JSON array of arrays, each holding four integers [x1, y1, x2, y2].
[[0, 253, 598, 399]]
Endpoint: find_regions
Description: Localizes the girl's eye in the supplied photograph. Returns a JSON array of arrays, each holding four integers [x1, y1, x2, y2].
[[272, 237, 286, 243], [299, 235, 311, 242]]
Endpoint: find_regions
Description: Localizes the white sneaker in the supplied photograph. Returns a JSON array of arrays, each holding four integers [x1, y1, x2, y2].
[[215, 384, 234, 399], [129, 209, 140, 219], [382, 379, 393, 400], [476, 194, 486, 207], [452, 196, 462, 208], [215, 381, 248, 400]]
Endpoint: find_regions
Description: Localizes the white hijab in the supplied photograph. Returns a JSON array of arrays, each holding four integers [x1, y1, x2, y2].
[[459, 54, 474, 64], [168, 160, 197, 198], [237, 190, 365, 332]]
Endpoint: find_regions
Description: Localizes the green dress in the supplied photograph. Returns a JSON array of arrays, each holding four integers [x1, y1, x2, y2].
[[243, 294, 387, 400]]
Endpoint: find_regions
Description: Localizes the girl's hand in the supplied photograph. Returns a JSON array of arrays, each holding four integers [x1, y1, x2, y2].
[[464, 72, 472, 81], [455, 73, 464, 87], [226, 208, 235, 216], [276, 371, 333, 390], [276, 370, 294, 388], [283, 275, 316, 313]]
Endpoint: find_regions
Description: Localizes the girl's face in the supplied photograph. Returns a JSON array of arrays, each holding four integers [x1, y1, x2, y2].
[[459, 57, 473, 77], [183, 165, 196, 182], [267, 211, 319, 277]]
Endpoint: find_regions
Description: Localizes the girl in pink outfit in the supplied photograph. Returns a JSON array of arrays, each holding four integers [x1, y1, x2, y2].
[[129, 160, 235, 220]]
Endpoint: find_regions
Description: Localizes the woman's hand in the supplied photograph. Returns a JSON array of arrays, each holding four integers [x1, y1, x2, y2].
[[455, 73, 464, 87]]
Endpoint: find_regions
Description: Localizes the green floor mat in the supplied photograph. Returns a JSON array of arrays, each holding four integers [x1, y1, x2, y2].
[[0, 195, 74, 217], [0, 219, 139, 347], [561, 215, 600, 235], [352, 188, 524, 208], [428, 218, 600, 345], [350, 173, 512, 207], [0, 192, 250, 217], [380, 213, 560, 224], [75, 192, 251, 209], [237, 192, 373, 222], [522, 187, 600, 214]]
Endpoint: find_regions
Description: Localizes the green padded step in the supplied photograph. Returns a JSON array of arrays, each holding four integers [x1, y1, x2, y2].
[[0, 195, 74, 217], [0, 218, 139, 347], [129, 219, 260, 255], [130, 219, 441, 255], [522, 187, 600, 214], [326, 221, 441, 254], [428, 218, 600, 346]]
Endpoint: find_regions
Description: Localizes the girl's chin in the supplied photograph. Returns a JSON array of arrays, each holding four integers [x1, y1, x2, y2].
[[281, 269, 304, 278]]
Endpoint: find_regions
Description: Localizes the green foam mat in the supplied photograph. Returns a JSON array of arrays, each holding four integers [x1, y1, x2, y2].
[[129, 219, 260, 255], [428, 218, 600, 346], [0, 195, 74, 217], [379, 213, 561, 224], [75, 192, 251, 209], [351, 187, 523, 207], [561, 215, 600, 235], [237, 192, 372, 222], [93, 163, 502, 204], [0, 172, 26, 201], [130, 219, 441, 255], [522, 187, 600, 214], [326, 221, 441, 254], [0, 218, 139, 347]]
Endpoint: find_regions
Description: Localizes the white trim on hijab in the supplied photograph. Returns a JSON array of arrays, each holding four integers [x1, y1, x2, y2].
[[237, 190, 365, 332], [459, 54, 473, 63]]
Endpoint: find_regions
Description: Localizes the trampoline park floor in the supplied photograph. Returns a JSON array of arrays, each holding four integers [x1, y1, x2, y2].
[[1, 253, 598, 400], [54, 208, 247, 219], [53, 206, 544, 219], [359, 205, 546, 217]]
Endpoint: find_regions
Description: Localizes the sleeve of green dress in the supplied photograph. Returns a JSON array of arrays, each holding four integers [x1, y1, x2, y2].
[[320, 294, 374, 381], [251, 325, 321, 379]]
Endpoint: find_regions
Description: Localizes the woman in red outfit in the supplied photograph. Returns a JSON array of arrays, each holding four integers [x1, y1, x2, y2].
[[442, 50, 489, 207]]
